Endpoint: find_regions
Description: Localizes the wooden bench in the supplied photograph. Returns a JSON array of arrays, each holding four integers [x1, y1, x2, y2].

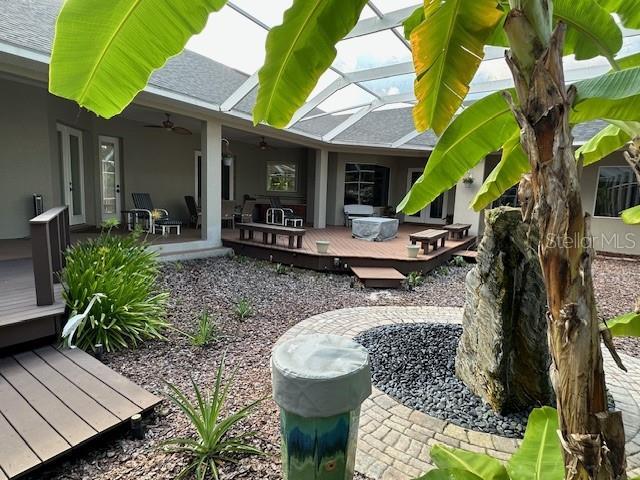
[[237, 222, 306, 249], [409, 229, 448, 253], [443, 223, 472, 239]]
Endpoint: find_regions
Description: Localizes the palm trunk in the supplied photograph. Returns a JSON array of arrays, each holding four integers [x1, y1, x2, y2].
[[504, 1, 627, 479]]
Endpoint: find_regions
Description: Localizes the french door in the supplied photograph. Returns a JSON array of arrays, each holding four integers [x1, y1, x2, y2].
[[98, 136, 121, 222], [57, 124, 86, 225], [405, 168, 447, 224]]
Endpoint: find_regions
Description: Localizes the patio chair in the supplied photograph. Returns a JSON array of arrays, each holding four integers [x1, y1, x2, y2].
[[222, 200, 235, 229], [267, 197, 304, 227], [184, 195, 202, 229], [236, 199, 256, 224], [132, 192, 181, 235]]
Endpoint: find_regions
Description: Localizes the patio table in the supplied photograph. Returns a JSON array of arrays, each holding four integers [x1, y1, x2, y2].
[[351, 217, 399, 242]]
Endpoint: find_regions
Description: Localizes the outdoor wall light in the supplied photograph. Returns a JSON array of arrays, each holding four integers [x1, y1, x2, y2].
[[462, 172, 474, 186]]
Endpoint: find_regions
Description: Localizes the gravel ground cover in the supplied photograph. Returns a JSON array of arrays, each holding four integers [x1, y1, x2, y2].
[[30, 254, 638, 479], [34, 257, 471, 480], [355, 323, 528, 438], [592, 256, 640, 358]]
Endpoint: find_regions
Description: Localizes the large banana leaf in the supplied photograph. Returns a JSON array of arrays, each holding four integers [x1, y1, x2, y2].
[[49, 0, 226, 119], [617, 53, 640, 70], [621, 205, 640, 225], [430, 445, 509, 480], [571, 67, 640, 124], [574, 124, 632, 166], [403, 6, 425, 40], [555, 0, 622, 62], [411, 0, 503, 135], [607, 311, 640, 336], [417, 469, 484, 480], [598, 0, 640, 29], [507, 407, 564, 480], [253, 0, 368, 128], [471, 132, 529, 211], [398, 92, 518, 214]]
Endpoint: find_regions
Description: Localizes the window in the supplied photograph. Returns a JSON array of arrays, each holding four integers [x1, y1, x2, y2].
[[344, 163, 390, 206], [492, 185, 520, 208], [594, 166, 640, 217], [267, 162, 297, 192]]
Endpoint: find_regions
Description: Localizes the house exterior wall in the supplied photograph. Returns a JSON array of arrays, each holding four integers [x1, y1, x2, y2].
[[232, 141, 309, 209], [325, 151, 439, 226], [0, 76, 204, 239], [0, 79, 53, 239]]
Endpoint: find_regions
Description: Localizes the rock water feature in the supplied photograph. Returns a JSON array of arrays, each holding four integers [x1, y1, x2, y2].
[[455, 207, 553, 413]]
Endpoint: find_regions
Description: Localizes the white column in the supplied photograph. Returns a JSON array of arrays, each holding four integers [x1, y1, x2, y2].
[[452, 158, 485, 237], [201, 117, 222, 246], [313, 149, 329, 229]]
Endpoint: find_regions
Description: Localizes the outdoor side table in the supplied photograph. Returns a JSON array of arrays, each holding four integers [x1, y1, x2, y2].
[[272, 334, 371, 480]]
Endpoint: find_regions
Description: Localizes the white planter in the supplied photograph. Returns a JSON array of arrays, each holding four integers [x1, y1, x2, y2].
[[316, 240, 330, 254], [407, 244, 420, 258]]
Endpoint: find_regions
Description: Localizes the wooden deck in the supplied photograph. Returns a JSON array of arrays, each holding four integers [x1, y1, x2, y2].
[[0, 259, 65, 351], [222, 224, 476, 275], [0, 346, 161, 479]]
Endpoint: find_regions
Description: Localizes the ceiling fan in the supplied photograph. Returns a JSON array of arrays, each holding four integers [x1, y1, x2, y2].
[[144, 113, 192, 135], [255, 136, 276, 151]]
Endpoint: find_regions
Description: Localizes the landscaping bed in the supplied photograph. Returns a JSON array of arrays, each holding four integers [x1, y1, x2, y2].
[[31, 254, 638, 479]]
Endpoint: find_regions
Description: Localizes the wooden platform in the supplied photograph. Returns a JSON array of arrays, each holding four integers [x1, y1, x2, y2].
[[0, 346, 161, 479], [222, 225, 476, 275], [454, 250, 479, 263], [351, 267, 406, 289], [0, 259, 66, 351]]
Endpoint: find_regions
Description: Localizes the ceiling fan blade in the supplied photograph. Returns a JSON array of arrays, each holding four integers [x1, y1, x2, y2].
[[144, 124, 164, 128], [172, 126, 192, 135]]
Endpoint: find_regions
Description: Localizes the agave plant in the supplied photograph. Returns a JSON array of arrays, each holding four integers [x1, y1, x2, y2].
[[162, 354, 264, 480]]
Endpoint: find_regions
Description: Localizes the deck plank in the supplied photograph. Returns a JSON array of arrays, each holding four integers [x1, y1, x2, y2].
[[0, 412, 39, 479], [60, 348, 160, 411], [35, 346, 140, 421], [0, 373, 69, 463], [0, 357, 96, 446], [14, 351, 120, 432]]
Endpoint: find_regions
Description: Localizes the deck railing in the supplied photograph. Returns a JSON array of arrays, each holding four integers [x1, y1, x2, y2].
[[30, 206, 70, 306]]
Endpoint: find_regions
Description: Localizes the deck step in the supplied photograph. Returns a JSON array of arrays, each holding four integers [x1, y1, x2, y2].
[[351, 267, 406, 289], [453, 250, 478, 263]]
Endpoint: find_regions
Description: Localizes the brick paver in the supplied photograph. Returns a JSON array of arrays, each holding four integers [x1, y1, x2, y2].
[[278, 306, 640, 479]]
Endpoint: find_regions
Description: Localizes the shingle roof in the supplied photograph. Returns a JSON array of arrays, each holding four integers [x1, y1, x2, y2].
[[0, 0, 613, 151]]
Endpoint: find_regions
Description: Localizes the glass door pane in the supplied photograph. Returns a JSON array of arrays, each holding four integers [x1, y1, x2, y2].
[[100, 141, 117, 217]]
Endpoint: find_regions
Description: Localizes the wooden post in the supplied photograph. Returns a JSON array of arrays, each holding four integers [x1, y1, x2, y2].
[[31, 222, 54, 306]]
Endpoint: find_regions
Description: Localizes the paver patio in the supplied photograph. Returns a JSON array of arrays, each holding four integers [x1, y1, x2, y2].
[[279, 306, 640, 479]]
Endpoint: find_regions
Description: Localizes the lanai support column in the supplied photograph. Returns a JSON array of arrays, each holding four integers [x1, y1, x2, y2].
[[313, 149, 328, 229], [452, 158, 485, 237], [201, 117, 222, 246]]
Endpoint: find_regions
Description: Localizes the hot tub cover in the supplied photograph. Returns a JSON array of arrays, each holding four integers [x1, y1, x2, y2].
[[271, 334, 371, 418], [351, 217, 399, 242]]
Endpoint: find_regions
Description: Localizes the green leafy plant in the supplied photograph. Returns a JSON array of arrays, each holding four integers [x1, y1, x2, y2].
[[162, 354, 264, 480], [416, 406, 563, 480], [189, 310, 217, 347], [234, 298, 254, 320], [61, 231, 168, 352], [406, 271, 425, 290], [275, 263, 289, 275]]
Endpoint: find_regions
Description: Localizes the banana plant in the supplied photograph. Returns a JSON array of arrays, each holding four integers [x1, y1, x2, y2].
[[48, 0, 640, 478]]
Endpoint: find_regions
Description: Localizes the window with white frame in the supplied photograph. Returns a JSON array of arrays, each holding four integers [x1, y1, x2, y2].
[[266, 161, 297, 192], [594, 166, 640, 217], [344, 163, 390, 206]]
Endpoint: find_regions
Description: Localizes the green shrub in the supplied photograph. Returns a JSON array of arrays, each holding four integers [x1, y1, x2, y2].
[[61, 232, 168, 352], [406, 271, 425, 289], [234, 298, 254, 320], [161, 354, 264, 480], [450, 255, 467, 267], [189, 310, 217, 347]]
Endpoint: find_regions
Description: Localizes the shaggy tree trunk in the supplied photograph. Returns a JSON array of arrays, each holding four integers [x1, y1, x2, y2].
[[626, 137, 640, 184], [504, 1, 627, 479]]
